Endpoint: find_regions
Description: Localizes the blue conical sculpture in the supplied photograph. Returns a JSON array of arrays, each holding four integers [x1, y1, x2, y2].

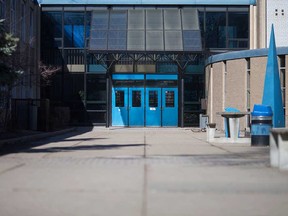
[[262, 25, 285, 127]]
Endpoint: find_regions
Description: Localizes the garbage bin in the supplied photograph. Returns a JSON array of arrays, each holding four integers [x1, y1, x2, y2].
[[224, 107, 240, 138], [251, 104, 273, 146]]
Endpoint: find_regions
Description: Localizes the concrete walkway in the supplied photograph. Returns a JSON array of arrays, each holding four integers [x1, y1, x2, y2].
[[0, 127, 287, 216]]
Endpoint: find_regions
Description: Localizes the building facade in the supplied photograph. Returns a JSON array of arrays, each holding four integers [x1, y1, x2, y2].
[[1, 0, 40, 99], [206, 0, 288, 132], [205, 48, 288, 132], [0, 0, 40, 130], [39, 0, 254, 127]]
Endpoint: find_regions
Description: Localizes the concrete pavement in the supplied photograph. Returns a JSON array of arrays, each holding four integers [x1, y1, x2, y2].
[[0, 127, 287, 216]]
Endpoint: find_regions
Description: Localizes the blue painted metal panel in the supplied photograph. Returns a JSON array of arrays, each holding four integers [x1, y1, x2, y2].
[[112, 87, 128, 126], [146, 74, 177, 80], [146, 88, 161, 126], [162, 88, 178, 127], [262, 25, 285, 127], [39, 0, 256, 6], [129, 88, 144, 126], [112, 74, 144, 80]]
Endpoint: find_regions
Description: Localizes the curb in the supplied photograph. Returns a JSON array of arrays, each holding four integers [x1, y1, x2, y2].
[[0, 127, 76, 148]]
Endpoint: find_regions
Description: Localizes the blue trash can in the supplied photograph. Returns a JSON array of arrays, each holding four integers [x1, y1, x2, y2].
[[251, 104, 273, 146]]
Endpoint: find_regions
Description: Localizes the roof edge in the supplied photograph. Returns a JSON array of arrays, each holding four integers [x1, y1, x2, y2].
[[205, 47, 288, 66], [38, 0, 257, 6]]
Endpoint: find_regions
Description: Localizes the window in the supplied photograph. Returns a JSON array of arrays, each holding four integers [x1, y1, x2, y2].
[[41, 12, 63, 48], [115, 91, 124, 107], [184, 75, 204, 102], [132, 91, 141, 107], [149, 91, 158, 108], [0, 0, 5, 19], [21, 2, 26, 42], [64, 12, 85, 48], [29, 8, 34, 44], [108, 11, 127, 50], [205, 12, 226, 48], [86, 75, 107, 102], [43, 12, 62, 38], [85, 12, 91, 47], [10, 0, 16, 34], [228, 12, 249, 48], [165, 91, 175, 107], [89, 11, 108, 50], [203, 7, 249, 49], [89, 8, 203, 52]]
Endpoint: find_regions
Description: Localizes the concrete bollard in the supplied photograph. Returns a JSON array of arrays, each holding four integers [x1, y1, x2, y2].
[[207, 123, 216, 142], [270, 128, 288, 170]]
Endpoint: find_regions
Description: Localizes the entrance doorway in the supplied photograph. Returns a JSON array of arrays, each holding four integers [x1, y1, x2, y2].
[[112, 87, 178, 127]]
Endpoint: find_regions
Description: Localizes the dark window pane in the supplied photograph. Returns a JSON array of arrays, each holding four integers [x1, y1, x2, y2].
[[115, 91, 124, 107], [62, 74, 84, 101], [228, 12, 248, 38], [149, 91, 158, 107], [64, 12, 85, 48], [43, 12, 62, 38], [87, 111, 106, 124], [113, 80, 144, 87], [228, 12, 249, 48], [86, 103, 106, 110], [228, 40, 248, 48], [0, 1, 5, 19], [205, 12, 226, 48], [86, 75, 106, 101], [184, 112, 200, 126], [184, 75, 204, 102], [199, 11, 204, 47], [146, 80, 177, 87], [86, 12, 91, 38], [165, 91, 174, 107], [132, 91, 141, 107]]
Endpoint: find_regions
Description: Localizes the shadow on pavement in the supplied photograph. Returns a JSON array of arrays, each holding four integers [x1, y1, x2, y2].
[[0, 127, 95, 156], [20, 144, 146, 153]]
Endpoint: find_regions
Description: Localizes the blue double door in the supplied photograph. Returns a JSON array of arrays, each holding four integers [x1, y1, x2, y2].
[[112, 87, 178, 127]]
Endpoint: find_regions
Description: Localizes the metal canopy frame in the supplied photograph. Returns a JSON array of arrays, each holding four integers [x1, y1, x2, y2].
[[88, 51, 202, 72]]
